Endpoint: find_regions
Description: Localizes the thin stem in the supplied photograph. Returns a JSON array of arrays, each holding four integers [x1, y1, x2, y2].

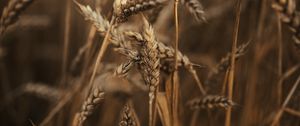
[[222, 69, 230, 95], [284, 108, 300, 118], [174, 0, 179, 69], [271, 74, 300, 126], [86, 16, 115, 95], [225, 0, 242, 126], [171, 0, 180, 126], [62, 0, 71, 85], [276, 12, 283, 107]]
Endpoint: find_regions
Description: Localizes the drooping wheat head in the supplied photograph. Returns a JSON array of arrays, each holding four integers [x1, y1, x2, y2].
[[187, 95, 236, 110], [182, 0, 206, 22], [77, 86, 105, 126], [113, 0, 169, 23], [0, 0, 34, 36]]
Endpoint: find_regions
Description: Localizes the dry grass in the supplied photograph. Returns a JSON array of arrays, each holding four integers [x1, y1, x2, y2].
[[1, 0, 300, 126]]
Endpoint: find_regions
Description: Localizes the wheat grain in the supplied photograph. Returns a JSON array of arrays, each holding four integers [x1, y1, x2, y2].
[[114, 60, 136, 78], [136, 16, 160, 102], [182, 0, 206, 22], [0, 0, 34, 36], [77, 87, 105, 126], [129, 16, 160, 126], [113, 0, 169, 23], [272, 0, 300, 49], [209, 42, 250, 79], [125, 30, 206, 94], [119, 103, 138, 126], [187, 95, 236, 109], [75, 2, 110, 34]]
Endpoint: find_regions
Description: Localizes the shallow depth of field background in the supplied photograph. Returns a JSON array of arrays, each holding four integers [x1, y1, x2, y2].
[[0, 0, 300, 126]]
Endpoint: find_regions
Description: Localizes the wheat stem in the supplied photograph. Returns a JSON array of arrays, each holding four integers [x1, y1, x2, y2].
[[87, 16, 115, 96], [271, 74, 300, 126], [225, 0, 242, 126], [62, 0, 71, 86]]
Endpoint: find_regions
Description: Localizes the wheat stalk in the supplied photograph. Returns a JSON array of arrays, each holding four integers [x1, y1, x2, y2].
[[0, 0, 34, 36], [187, 95, 236, 109], [272, 0, 300, 49]]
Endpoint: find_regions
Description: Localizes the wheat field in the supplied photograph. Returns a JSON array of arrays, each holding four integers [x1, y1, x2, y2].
[[0, 0, 300, 126]]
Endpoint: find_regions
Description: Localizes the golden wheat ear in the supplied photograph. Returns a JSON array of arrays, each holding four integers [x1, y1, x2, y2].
[[0, 0, 35, 36], [187, 95, 236, 110], [113, 0, 169, 23], [119, 102, 140, 126], [183, 0, 206, 22], [77, 87, 105, 126]]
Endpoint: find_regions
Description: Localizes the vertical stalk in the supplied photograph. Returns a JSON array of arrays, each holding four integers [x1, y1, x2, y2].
[[62, 0, 71, 85], [225, 0, 242, 126], [86, 17, 115, 94], [276, 12, 283, 107], [172, 0, 180, 126]]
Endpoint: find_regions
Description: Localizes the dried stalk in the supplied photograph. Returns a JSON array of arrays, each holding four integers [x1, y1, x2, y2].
[[225, 0, 242, 126]]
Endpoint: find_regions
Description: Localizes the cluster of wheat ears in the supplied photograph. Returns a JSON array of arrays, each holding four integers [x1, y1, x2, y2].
[[0, 0, 300, 125]]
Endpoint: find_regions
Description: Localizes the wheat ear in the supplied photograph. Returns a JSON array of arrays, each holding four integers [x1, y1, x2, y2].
[[187, 95, 236, 109], [0, 0, 34, 36], [182, 0, 206, 22], [77, 87, 105, 126], [119, 102, 140, 126], [113, 0, 169, 23], [272, 0, 300, 49]]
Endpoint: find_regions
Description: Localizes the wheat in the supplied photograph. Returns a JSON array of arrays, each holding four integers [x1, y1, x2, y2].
[[113, 0, 169, 23], [209, 42, 250, 79], [76, 3, 203, 73], [114, 60, 136, 78], [272, 0, 300, 49], [187, 95, 236, 109], [127, 16, 160, 126], [125, 30, 206, 94], [22, 83, 62, 102], [0, 0, 34, 36], [75, 2, 110, 34], [77, 86, 105, 126], [119, 103, 138, 126], [182, 0, 206, 22]]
